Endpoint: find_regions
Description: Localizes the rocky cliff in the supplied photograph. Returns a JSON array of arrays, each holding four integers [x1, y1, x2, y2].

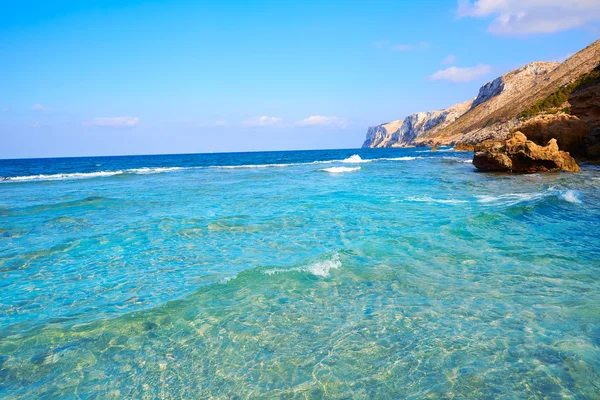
[[362, 39, 600, 148], [362, 100, 472, 148]]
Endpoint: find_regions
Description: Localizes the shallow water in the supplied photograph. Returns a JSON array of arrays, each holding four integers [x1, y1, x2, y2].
[[1, 148, 599, 398]]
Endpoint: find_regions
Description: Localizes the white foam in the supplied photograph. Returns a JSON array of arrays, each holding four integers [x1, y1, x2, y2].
[[476, 193, 544, 205], [341, 154, 372, 164], [4, 170, 125, 182], [406, 196, 468, 204], [380, 156, 421, 161], [215, 163, 294, 169], [560, 190, 582, 204], [127, 167, 185, 174], [320, 166, 361, 173], [2, 154, 427, 182], [2, 166, 193, 182], [264, 254, 341, 277]]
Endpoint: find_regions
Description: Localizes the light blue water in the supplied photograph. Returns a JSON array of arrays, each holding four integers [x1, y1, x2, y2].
[[1, 148, 599, 398]]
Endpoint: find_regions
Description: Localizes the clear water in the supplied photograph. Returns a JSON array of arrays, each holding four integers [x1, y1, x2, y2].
[[1, 148, 599, 398]]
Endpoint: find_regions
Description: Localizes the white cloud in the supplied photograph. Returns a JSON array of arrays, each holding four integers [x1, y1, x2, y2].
[[295, 116, 348, 128], [214, 120, 227, 126], [242, 116, 283, 127], [442, 55, 457, 65], [392, 44, 413, 51], [83, 117, 140, 127], [429, 64, 492, 83], [32, 104, 48, 112], [457, 0, 600, 35]]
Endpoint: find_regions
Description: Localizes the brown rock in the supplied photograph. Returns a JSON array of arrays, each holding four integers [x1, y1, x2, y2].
[[453, 142, 474, 151], [569, 79, 600, 160], [517, 113, 588, 156], [431, 143, 440, 151], [473, 131, 580, 173]]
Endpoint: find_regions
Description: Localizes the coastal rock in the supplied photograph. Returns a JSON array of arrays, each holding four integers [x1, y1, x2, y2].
[[362, 100, 472, 148], [362, 40, 600, 148], [454, 142, 474, 151], [569, 79, 600, 159], [473, 132, 580, 173], [362, 120, 403, 148], [517, 113, 589, 156]]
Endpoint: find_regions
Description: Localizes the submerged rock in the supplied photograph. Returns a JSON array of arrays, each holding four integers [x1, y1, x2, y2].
[[473, 132, 580, 173]]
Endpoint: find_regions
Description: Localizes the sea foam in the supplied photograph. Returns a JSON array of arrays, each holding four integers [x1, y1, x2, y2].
[[320, 166, 361, 173], [341, 155, 372, 163], [264, 253, 341, 277]]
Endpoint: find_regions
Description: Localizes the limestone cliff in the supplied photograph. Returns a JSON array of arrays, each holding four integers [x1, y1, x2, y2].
[[362, 39, 600, 148], [362, 120, 403, 148], [362, 100, 472, 148]]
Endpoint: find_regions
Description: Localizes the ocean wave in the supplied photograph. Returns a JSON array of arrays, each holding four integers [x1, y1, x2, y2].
[[2, 155, 424, 182], [320, 166, 361, 173], [341, 154, 372, 163], [559, 190, 582, 204], [214, 163, 296, 169], [127, 167, 186, 174], [2, 170, 126, 182], [263, 253, 341, 277], [406, 196, 468, 204], [476, 188, 582, 206], [380, 156, 421, 161]]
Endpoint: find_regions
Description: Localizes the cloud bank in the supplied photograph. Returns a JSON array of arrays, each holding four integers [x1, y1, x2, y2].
[[457, 0, 600, 35], [429, 64, 492, 83], [242, 116, 283, 127], [295, 116, 348, 128]]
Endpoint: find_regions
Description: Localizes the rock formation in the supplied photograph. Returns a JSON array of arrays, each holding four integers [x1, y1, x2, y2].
[[473, 132, 580, 173], [362, 120, 403, 148], [518, 113, 589, 156], [362, 100, 472, 148], [362, 39, 600, 149], [569, 79, 600, 160]]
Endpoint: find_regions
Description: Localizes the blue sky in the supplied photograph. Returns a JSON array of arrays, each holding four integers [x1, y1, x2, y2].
[[1, 0, 598, 158]]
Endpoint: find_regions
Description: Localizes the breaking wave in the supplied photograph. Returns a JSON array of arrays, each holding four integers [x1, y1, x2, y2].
[[406, 196, 468, 204], [320, 166, 361, 173], [2, 154, 424, 182], [476, 188, 582, 206], [263, 253, 342, 277], [341, 154, 372, 163]]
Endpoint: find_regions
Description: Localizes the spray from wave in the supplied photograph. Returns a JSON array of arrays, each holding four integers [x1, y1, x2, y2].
[[263, 253, 342, 277], [320, 166, 361, 173]]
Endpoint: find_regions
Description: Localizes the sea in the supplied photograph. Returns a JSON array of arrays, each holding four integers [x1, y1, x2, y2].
[[1, 147, 599, 398]]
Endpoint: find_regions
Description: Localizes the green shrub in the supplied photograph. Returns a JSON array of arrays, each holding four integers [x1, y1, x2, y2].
[[519, 69, 600, 119]]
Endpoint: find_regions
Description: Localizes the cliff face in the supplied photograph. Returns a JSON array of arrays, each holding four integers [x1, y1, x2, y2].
[[363, 100, 472, 148], [569, 79, 600, 159], [362, 120, 403, 148], [362, 39, 600, 148]]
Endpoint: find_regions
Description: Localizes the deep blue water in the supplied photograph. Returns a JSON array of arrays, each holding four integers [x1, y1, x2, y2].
[[1, 148, 599, 398]]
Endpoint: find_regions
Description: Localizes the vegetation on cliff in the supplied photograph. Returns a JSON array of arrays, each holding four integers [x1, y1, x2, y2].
[[519, 68, 600, 119]]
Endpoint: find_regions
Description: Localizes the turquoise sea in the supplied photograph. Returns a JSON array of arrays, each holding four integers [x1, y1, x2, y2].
[[1, 148, 599, 398]]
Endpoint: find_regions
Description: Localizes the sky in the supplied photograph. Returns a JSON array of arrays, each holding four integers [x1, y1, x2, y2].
[[1, 0, 599, 158]]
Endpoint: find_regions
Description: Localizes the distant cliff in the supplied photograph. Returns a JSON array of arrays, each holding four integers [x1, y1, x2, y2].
[[362, 40, 600, 148]]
